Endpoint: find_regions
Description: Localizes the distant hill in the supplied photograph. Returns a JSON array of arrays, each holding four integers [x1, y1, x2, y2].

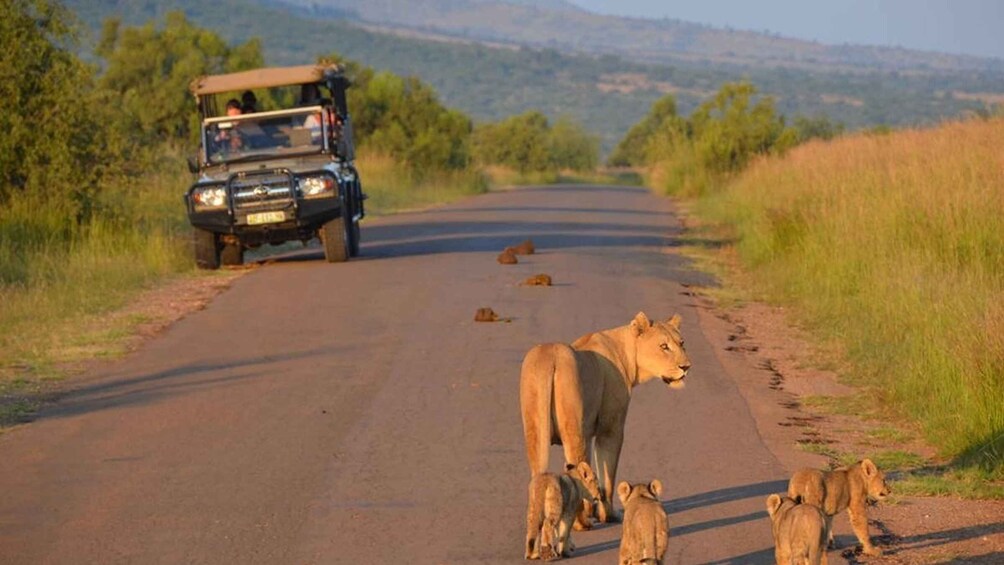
[[274, 0, 1004, 74], [65, 0, 1004, 153]]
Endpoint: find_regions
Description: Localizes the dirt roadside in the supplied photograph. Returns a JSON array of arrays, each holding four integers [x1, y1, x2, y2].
[[686, 283, 1004, 564]]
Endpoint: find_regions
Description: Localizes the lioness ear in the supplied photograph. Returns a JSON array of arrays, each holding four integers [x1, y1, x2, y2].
[[631, 311, 651, 335], [861, 458, 877, 477], [666, 314, 682, 329], [649, 479, 663, 498], [766, 494, 782, 517], [617, 482, 631, 505], [576, 461, 594, 479]]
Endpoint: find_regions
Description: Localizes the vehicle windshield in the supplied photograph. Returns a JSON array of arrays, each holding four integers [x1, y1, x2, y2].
[[203, 107, 326, 164]]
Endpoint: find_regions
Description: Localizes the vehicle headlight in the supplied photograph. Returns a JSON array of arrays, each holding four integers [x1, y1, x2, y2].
[[192, 186, 227, 210], [300, 176, 336, 199]]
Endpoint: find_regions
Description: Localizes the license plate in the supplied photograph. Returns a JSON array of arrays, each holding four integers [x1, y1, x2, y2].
[[247, 211, 286, 225]]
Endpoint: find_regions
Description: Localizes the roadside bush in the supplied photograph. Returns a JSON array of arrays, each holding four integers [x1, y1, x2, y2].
[[471, 111, 598, 173], [614, 82, 797, 196]]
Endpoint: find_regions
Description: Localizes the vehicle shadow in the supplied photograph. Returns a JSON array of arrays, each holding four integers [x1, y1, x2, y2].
[[27, 347, 333, 423]]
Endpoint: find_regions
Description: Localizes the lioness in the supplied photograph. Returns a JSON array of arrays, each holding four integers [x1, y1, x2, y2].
[[787, 459, 891, 556], [766, 494, 827, 565], [618, 480, 669, 565], [525, 462, 601, 561], [520, 312, 690, 523]]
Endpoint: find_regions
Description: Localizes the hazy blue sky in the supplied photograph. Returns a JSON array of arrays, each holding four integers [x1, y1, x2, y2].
[[568, 0, 1004, 60]]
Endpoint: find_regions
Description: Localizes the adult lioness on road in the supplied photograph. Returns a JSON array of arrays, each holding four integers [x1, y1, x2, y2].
[[519, 312, 690, 524]]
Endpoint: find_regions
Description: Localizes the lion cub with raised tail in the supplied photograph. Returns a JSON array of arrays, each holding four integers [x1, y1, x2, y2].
[[617, 480, 669, 565], [766, 494, 827, 565], [525, 461, 601, 561], [787, 459, 891, 556]]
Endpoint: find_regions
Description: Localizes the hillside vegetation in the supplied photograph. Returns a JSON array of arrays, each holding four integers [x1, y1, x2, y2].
[[688, 119, 1003, 476], [63, 0, 1004, 152], [276, 0, 1004, 74]]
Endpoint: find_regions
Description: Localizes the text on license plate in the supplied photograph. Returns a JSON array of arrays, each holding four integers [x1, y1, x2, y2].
[[247, 211, 286, 225]]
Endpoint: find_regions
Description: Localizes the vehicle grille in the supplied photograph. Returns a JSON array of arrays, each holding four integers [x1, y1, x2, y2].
[[230, 172, 294, 211]]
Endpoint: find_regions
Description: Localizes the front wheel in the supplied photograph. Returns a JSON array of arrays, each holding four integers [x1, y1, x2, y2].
[[221, 242, 244, 266], [320, 215, 349, 263], [193, 227, 220, 270], [349, 220, 360, 257]]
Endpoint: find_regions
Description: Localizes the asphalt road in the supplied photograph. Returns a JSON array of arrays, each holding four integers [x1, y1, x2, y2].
[[0, 185, 791, 564]]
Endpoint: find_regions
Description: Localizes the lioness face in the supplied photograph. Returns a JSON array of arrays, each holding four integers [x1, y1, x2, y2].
[[633, 313, 691, 388]]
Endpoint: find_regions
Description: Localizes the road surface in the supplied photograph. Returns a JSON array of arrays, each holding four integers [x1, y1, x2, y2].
[[0, 185, 790, 564]]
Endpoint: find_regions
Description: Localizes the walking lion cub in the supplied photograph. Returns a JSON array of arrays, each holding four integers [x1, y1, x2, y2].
[[766, 494, 827, 565], [787, 459, 891, 556], [525, 462, 601, 561], [617, 480, 669, 565]]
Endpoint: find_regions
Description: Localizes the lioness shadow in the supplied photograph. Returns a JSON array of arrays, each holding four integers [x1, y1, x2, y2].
[[662, 479, 789, 515]]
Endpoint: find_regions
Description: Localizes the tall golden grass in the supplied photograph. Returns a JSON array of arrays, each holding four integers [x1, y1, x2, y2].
[[697, 118, 1004, 474]]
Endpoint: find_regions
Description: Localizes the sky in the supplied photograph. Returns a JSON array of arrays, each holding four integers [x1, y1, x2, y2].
[[568, 0, 1004, 60]]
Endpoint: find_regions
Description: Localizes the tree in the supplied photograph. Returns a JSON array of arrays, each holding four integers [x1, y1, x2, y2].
[[548, 116, 599, 172], [608, 94, 681, 167], [0, 0, 118, 216], [96, 12, 264, 143], [471, 111, 552, 173]]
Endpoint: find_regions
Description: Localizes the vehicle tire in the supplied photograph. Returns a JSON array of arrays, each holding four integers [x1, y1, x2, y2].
[[221, 242, 244, 266], [320, 215, 349, 263], [349, 220, 361, 257], [193, 227, 220, 270]]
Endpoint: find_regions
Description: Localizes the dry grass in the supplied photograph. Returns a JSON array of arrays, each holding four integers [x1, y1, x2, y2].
[[356, 151, 488, 214], [694, 118, 1004, 475]]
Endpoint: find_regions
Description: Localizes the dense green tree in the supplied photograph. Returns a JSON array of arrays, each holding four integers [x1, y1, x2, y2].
[[471, 111, 553, 173], [96, 11, 263, 142], [548, 117, 599, 172], [689, 82, 796, 173], [608, 95, 681, 167], [325, 59, 472, 171], [0, 0, 119, 217]]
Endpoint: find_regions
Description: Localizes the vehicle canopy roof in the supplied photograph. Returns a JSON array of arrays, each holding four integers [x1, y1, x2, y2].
[[189, 64, 346, 96]]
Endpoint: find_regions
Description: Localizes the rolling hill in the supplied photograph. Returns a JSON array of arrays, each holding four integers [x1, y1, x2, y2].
[[65, 0, 1004, 153]]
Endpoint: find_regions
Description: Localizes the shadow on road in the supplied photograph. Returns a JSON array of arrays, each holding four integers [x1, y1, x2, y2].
[[875, 521, 1004, 560], [663, 479, 790, 515], [33, 347, 333, 423], [705, 546, 776, 564]]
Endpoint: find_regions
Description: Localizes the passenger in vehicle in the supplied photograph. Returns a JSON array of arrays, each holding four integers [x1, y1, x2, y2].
[[240, 90, 257, 114], [214, 99, 243, 150]]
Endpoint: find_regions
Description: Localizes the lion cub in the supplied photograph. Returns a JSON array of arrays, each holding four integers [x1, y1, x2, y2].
[[617, 480, 669, 565], [766, 494, 827, 565], [525, 462, 601, 561], [787, 459, 891, 556]]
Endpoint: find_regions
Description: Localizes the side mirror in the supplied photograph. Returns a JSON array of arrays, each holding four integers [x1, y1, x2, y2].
[[187, 157, 199, 174]]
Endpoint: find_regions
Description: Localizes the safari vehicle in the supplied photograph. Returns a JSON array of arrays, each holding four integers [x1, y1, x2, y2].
[[185, 64, 365, 268]]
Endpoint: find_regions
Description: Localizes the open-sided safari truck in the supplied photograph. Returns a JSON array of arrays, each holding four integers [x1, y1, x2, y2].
[[185, 64, 365, 268]]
